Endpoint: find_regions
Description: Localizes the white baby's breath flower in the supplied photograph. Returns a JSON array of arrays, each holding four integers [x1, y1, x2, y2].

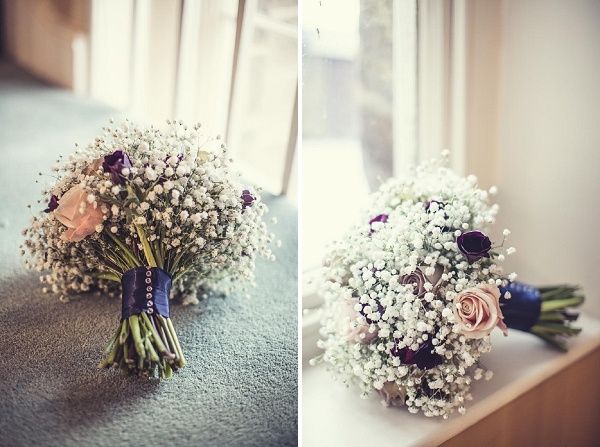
[[22, 119, 272, 327], [316, 155, 512, 419]]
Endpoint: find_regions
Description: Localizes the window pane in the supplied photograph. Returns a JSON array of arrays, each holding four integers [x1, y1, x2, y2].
[[229, 1, 298, 194], [302, 0, 394, 269]]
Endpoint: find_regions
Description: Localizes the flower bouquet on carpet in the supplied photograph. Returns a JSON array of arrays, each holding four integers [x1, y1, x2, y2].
[[313, 154, 583, 417], [22, 120, 273, 378]]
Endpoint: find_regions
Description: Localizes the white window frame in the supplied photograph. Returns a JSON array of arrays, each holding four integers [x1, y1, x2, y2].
[[226, 0, 299, 195]]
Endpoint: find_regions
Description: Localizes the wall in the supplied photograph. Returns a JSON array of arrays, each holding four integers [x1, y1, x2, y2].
[[494, 0, 600, 317], [2, 0, 90, 90]]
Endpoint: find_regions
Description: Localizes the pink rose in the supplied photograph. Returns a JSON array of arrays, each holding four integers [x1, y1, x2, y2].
[[453, 284, 508, 339], [54, 184, 104, 242]]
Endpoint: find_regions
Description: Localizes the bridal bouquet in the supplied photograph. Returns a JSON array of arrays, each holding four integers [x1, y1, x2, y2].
[[314, 154, 583, 418], [22, 120, 273, 378]]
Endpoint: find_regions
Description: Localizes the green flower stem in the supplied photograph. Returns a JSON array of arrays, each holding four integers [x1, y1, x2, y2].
[[119, 318, 129, 344], [104, 330, 119, 354], [105, 230, 142, 267], [100, 311, 185, 377], [135, 225, 157, 267], [524, 285, 585, 351], [140, 312, 171, 358], [540, 286, 579, 300], [98, 223, 186, 378], [145, 337, 160, 362], [96, 272, 121, 282], [530, 328, 567, 351], [129, 315, 146, 359], [541, 296, 584, 312], [164, 316, 185, 367]]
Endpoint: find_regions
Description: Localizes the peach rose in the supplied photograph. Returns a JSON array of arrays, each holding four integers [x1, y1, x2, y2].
[[84, 157, 104, 175], [54, 184, 104, 242], [453, 284, 508, 339]]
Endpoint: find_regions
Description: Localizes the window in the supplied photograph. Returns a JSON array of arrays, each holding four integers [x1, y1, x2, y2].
[[227, 0, 298, 194], [302, 0, 466, 305], [87, 0, 298, 196], [303, 0, 403, 272]]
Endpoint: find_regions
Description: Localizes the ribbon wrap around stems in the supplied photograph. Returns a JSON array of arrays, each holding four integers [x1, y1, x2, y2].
[[500, 281, 541, 331], [121, 267, 171, 319]]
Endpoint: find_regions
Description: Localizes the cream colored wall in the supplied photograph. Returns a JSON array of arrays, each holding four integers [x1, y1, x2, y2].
[[464, 0, 502, 185], [467, 0, 600, 317]]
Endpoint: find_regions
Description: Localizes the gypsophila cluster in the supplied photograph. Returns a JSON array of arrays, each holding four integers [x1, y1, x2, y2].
[[21, 120, 274, 300], [315, 154, 516, 418]]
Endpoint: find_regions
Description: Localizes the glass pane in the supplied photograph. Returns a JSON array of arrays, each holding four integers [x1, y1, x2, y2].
[[229, 1, 298, 193], [302, 0, 394, 269]]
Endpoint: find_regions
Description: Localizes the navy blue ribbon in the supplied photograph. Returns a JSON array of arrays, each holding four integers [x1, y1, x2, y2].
[[500, 281, 542, 332], [121, 267, 171, 319]]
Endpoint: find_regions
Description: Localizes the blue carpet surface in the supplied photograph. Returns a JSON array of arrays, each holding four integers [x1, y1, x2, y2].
[[0, 62, 298, 447]]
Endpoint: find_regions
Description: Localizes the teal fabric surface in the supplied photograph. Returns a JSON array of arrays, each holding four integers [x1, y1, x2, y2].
[[0, 63, 298, 447]]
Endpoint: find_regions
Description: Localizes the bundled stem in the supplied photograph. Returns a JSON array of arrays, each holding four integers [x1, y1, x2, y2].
[[529, 285, 584, 351], [99, 313, 185, 378], [97, 225, 186, 378]]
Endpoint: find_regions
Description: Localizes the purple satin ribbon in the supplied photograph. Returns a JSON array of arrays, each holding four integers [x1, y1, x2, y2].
[[121, 267, 171, 319], [500, 282, 541, 332]]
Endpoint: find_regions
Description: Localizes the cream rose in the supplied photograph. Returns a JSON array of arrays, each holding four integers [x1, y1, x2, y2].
[[54, 184, 104, 242], [453, 284, 508, 339], [337, 299, 377, 344]]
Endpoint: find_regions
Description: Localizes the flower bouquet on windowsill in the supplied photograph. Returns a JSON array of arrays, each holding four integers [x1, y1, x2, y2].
[[22, 120, 273, 378], [313, 153, 583, 418]]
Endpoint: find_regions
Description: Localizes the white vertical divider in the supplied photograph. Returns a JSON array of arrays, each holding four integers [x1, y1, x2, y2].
[[174, 0, 238, 134], [417, 0, 451, 162], [450, 0, 467, 176], [226, 0, 256, 144], [196, 1, 238, 135], [392, 0, 418, 175], [281, 86, 298, 195], [130, 0, 151, 121], [174, 0, 203, 122], [123, 0, 182, 123], [72, 34, 90, 96], [90, 0, 135, 110]]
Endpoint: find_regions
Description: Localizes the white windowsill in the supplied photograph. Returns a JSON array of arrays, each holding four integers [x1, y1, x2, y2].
[[302, 312, 600, 447]]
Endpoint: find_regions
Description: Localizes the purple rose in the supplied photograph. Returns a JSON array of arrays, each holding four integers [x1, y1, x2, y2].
[[102, 150, 133, 185], [457, 230, 492, 263], [241, 189, 255, 210], [391, 339, 443, 370], [369, 213, 388, 235], [44, 195, 59, 213]]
